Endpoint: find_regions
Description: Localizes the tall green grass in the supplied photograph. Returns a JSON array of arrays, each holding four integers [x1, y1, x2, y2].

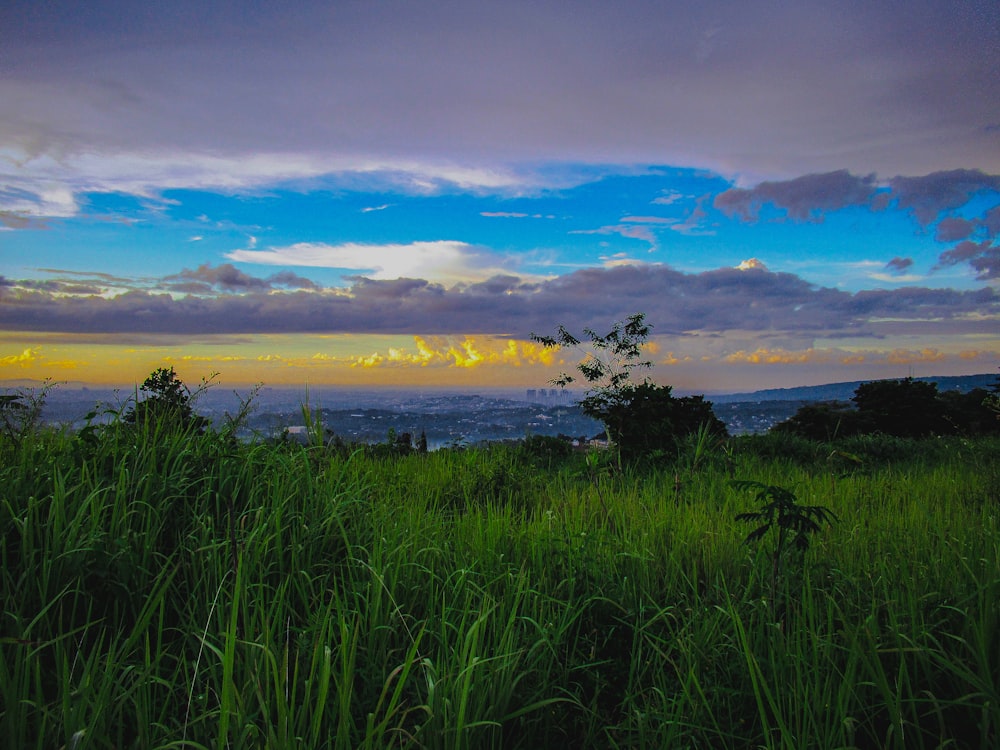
[[1, 416, 997, 748]]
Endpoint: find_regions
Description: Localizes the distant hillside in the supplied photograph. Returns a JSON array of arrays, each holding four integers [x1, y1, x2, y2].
[[710, 373, 998, 404]]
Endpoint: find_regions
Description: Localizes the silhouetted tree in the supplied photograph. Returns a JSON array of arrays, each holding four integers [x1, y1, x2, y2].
[[531, 313, 726, 459], [773, 377, 999, 439], [771, 401, 863, 441], [851, 378, 947, 437], [939, 388, 1000, 435], [600, 382, 726, 459], [123, 367, 209, 433]]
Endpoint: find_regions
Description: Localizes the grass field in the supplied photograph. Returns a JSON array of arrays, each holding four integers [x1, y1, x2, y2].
[[1, 412, 998, 748]]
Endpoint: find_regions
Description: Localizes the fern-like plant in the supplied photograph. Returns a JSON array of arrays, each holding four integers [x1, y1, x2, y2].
[[733, 480, 837, 617]]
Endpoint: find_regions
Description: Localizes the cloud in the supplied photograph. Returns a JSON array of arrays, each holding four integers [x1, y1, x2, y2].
[[652, 190, 686, 206], [888, 170, 1000, 225], [0, 211, 37, 229], [226, 240, 519, 284], [600, 253, 650, 269], [936, 241, 1000, 280], [884, 348, 947, 365], [660, 351, 694, 365], [3, 263, 996, 342], [719, 345, 952, 368], [669, 195, 714, 236], [723, 348, 834, 365], [0, 151, 534, 222], [620, 216, 677, 225], [935, 217, 975, 242], [0, 347, 42, 367], [885, 257, 914, 274], [713, 169, 1000, 263], [983, 206, 1000, 238], [165, 263, 320, 293], [572, 223, 659, 247], [348, 335, 558, 371], [713, 170, 878, 221], [480, 211, 557, 219], [3, 1, 998, 221]]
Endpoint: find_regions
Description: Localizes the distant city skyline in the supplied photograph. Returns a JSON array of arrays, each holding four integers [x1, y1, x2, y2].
[[2, 1, 998, 391]]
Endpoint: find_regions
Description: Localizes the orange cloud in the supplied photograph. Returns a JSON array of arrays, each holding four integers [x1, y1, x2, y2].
[[723, 348, 833, 365], [958, 349, 992, 361], [885, 348, 945, 364], [165, 354, 247, 363], [0, 347, 41, 367], [350, 336, 558, 370], [660, 351, 693, 365]]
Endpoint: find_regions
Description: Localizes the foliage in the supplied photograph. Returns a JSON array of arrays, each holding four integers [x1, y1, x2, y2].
[[531, 312, 653, 394], [733, 480, 837, 555], [122, 366, 211, 433], [1, 371, 999, 749], [601, 382, 727, 460], [774, 377, 1000, 440], [851, 377, 947, 437], [0, 379, 55, 446], [940, 387, 1000, 435], [517, 433, 574, 465], [733, 479, 838, 621], [770, 400, 864, 440], [531, 313, 726, 460]]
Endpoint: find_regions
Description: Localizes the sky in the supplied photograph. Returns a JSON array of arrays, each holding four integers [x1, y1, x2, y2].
[[1, 0, 999, 393]]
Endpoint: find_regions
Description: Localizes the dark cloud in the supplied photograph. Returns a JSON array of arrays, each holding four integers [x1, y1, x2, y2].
[[2, 264, 995, 340], [166, 263, 320, 292], [934, 216, 975, 242], [983, 206, 1000, 238], [937, 241, 1000, 280], [3, 0, 999, 202], [886, 257, 913, 273], [267, 271, 320, 290], [713, 171, 877, 221], [887, 169, 1000, 225], [714, 169, 1000, 244]]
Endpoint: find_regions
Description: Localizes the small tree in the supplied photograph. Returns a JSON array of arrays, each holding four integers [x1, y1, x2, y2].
[[530, 313, 725, 459], [123, 367, 209, 433], [531, 313, 652, 446], [734, 480, 837, 618]]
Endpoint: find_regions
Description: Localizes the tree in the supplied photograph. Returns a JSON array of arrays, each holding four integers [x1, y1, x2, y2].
[[598, 382, 726, 459], [939, 388, 1000, 435], [530, 313, 725, 459], [531, 313, 653, 393], [773, 376, 1000, 440], [851, 377, 947, 437], [771, 401, 863, 441], [123, 367, 209, 433]]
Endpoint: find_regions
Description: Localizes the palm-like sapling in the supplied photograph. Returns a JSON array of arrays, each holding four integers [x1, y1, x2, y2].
[[733, 480, 837, 616]]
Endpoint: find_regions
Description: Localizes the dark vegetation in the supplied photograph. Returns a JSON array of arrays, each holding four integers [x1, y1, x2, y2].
[[1, 327, 998, 748], [530, 313, 727, 461], [772, 375, 1000, 441]]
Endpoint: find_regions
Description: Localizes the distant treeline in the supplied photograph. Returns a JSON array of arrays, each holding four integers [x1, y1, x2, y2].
[[771, 376, 1000, 440]]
